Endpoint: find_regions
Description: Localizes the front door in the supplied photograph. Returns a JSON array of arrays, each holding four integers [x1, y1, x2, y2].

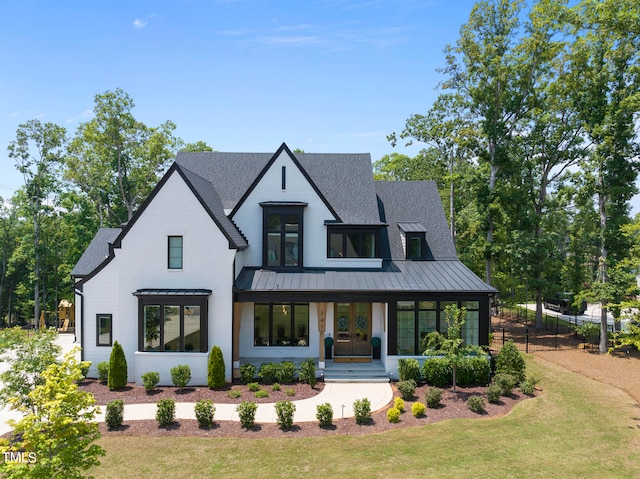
[[334, 303, 371, 356]]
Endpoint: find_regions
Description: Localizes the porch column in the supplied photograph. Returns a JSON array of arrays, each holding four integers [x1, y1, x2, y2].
[[232, 302, 242, 379], [317, 302, 327, 361]]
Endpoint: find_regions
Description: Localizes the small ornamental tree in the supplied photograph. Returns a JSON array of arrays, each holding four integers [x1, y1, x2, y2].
[[0, 327, 61, 413], [208, 345, 225, 389], [0, 350, 105, 478], [108, 341, 127, 391]]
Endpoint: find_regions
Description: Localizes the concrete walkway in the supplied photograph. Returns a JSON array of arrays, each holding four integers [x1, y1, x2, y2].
[[93, 382, 393, 424], [1, 333, 393, 434]]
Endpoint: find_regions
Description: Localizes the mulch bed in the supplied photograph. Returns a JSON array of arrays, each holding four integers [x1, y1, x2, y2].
[[89, 381, 532, 438]]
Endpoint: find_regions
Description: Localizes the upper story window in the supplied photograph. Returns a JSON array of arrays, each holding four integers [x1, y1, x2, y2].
[[261, 203, 306, 269], [328, 228, 378, 258], [406, 233, 432, 260], [168, 236, 183, 269]]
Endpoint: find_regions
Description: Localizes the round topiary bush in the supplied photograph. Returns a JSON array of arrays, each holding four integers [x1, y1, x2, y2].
[[467, 396, 485, 414], [387, 407, 401, 423], [411, 402, 427, 417], [495, 340, 526, 384]]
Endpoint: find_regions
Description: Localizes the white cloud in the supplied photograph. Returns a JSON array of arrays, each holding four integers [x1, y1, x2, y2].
[[66, 109, 93, 124], [133, 18, 147, 29]]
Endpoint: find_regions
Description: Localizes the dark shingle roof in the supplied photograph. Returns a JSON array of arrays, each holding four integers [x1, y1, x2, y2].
[[71, 228, 121, 277], [235, 261, 497, 294], [175, 147, 383, 225], [375, 181, 458, 261]]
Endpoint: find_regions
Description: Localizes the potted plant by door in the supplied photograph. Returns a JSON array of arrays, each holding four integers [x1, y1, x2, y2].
[[370, 337, 381, 359], [324, 336, 334, 360]]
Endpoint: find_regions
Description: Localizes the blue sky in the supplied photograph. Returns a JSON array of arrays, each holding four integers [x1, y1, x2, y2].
[[0, 0, 477, 197], [2, 1, 637, 214]]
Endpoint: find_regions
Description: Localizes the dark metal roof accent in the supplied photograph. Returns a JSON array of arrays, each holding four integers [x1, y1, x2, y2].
[[132, 289, 212, 297], [397, 222, 427, 233], [259, 201, 308, 207], [234, 261, 497, 295]]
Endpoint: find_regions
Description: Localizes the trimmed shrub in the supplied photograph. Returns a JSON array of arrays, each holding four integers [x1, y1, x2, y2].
[[316, 403, 333, 428], [353, 398, 371, 425], [247, 382, 260, 392], [425, 387, 442, 408], [275, 400, 296, 430], [467, 396, 485, 414], [257, 363, 278, 384], [271, 383, 281, 391], [141, 371, 160, 392], [299, 358, 317, 388], [394, 397, 405, 413], [79, 361, 91, 379], [239, 363, 256, 385], [520, 379, 535, 396], [487, 383, 502, 403], [170, 364, 191, 389], [255, 389, 269, 398], [208, 346, 226, 389], [397, 379, 417, 400], [105, 399, 124, 430], [495, 340, 526, 383], [285, 388, 296, 397], [422, 357, 451, 387], [156, 399, 176, 426], [194, 399, 215, 428], [412, 402, 427, 417], [227, 389, 241, 399], [493, 373, 517, 396], [276, 361, 296, 384], [97, 361, 110, 383], [236, 400, 258, 429], [387, 407, 401, 423], [398, 358, 421, 383], [456, 355, 491, 386], [108, 341, 127, 391]]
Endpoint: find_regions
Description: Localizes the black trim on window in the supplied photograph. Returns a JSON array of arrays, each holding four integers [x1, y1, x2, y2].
[[254, 303, 310, 347], [327, 226, 380, 258], [406, 233, 433, 260], [96, 314, 112, 346], [168, 236, 183, 269], [261, 204, 305, 269], [137, 296, 208, 352]]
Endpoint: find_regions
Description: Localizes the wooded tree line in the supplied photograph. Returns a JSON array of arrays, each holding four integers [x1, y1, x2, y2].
[[1, 0, 639, 356], [0, 88, 211, 327], [384, 0, 640, 352]]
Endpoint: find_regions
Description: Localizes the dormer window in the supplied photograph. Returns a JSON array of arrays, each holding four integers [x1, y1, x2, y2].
[[327, 227, 378, 258], [261, 202, 306, 269], [398, 222, 432, 260]]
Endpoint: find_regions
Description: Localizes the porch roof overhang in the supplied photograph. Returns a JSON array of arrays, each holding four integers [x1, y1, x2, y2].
[[234, 260, 497, 302], [132, 288, 212, 297]]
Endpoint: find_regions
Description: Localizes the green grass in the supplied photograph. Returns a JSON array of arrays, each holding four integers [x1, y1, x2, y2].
[[91, 356, 640, 478]]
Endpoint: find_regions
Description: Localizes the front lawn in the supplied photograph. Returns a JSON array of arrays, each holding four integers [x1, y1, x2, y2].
[[91, 356, 640, 478]]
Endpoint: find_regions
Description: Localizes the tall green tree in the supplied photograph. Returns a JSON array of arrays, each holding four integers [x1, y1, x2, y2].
[[441, 0, 540, 285], [7, 120, 66, 325], [570, 0, 640, 352], [66, 88, 181, 226]]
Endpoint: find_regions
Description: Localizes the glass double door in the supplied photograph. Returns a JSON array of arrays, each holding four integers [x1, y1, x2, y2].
[[334, 303, 371, 356]]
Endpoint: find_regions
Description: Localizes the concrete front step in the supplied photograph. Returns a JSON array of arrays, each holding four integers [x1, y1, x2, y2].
[[323, 359, 389, 383]]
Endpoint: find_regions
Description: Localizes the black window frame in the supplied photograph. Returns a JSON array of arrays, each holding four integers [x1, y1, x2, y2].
[[137, 296, 208, 352], [405, 232, 433, 260], [168, 236, 183, 269], [96, 313, 112, 346], [327, 226, 379, 258], [261, 204, 305, 270], [253, 303, 310, 347]]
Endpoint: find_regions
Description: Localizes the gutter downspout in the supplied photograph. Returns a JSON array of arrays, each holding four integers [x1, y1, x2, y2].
[[74, 287, 84, 362]]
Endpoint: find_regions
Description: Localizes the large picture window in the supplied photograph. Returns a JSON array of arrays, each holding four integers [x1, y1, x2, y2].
[[393, 300, 480, 355], [327, 228, 377, 258], [137, 295, 208, 352], [96, 314, 112, 346], [262, 205, 304, 268], [254, 303, 309, 347]]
